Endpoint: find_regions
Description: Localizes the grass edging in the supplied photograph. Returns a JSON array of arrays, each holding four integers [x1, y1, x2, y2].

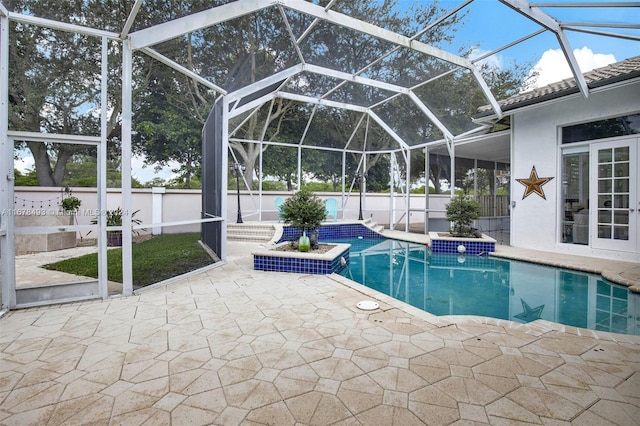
[[43, 233, 216, 288]]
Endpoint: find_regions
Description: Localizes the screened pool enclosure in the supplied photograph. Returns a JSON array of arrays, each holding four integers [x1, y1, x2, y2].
[[1, 0, 638, 308]]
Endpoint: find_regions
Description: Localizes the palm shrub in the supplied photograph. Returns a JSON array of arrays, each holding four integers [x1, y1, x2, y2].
[[279, 187, 326, 244], [445, 194, 481, 237]]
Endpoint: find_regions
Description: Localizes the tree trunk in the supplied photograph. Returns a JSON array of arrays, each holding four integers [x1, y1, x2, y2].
[[29, 142, 55, 186]]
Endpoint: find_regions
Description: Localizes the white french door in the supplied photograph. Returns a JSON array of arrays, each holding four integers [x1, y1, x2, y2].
[[590, 138, 638, 252]]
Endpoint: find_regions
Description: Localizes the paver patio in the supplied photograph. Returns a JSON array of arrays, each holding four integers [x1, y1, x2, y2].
[[1, 241, 639, 425]]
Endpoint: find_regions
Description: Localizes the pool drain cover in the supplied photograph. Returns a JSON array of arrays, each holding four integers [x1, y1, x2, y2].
[[357, 300, 379, 311]]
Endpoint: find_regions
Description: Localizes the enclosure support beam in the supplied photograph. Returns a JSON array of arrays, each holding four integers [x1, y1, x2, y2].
[[405, 149, 411, 234], [283, 0, 473, 70], [424, 146, 430, 235], [0, 12, 15, 310], [449, 138, 456, 205], [227, 64, 304, 105], [7, 12, 118, 39], [296, 146, 302, 194], [142, 48, 227, 94], [389, 153, 395, 229], [277, 92, 369, 113], [120, 0, 143, 39], [368, 111, 411, 152], [129, 1, 271, 49], [98, 37, 109, 299], [407, 91, 455, 141], [499, 0, 589, 98], [341, 150, 346, 219], [121, 40, 134, 296], [220, 98, 230, 260]]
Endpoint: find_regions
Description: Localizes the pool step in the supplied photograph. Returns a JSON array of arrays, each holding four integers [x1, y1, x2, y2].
[[362, 219, 386, 235], [227, 223, 276, 242]]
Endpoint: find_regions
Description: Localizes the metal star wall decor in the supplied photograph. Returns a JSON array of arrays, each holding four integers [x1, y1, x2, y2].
[[516, 165, 554, 200]]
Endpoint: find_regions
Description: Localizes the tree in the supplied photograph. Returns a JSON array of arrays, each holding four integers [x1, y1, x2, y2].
[[279, 187, 326, 235], [143, 177, 168, 188], [409, 61, 533, 193], [262, 145, 298, 191], [446, 194, 480, 237], [134, 83, 207, 189], [7, 0, 530, 194], [7, 0, 125, 187], [304, 150, 344, 192], [13, 168, 38, 186], [62, 157, 144, 188]]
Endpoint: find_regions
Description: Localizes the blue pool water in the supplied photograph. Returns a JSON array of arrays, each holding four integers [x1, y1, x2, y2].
[[327, 238, 639, 336]]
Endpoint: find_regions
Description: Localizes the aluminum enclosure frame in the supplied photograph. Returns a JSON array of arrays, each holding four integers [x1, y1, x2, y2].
[[1, 0, 638, 310]]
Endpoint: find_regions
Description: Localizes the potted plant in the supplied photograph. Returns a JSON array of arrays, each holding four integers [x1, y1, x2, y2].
[[91, 207, 143, 246], [61, 196, 82, 225], [279, 187, 326, 251], [61, 196, 82, 212], [445, 194, 481, 237]]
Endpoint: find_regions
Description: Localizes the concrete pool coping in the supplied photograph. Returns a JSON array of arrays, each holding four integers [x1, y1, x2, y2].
[[489, 245, 640, 294], [378, 227, 639, 293], [252, 242, 351, 261]]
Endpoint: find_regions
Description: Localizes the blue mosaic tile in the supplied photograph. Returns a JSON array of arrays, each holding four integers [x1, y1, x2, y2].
[[279, 224, 384, 243], [253, 248, 349, 275], [431, 239, 495, 255], [430, 254, 497, 269], [257, 224, 379, 274]]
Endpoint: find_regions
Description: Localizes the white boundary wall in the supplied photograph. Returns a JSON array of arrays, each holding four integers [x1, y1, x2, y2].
[[9, 187, 453, 234]]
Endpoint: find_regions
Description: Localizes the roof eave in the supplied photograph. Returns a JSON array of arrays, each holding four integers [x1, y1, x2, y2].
[[474, 71, 640, 122]]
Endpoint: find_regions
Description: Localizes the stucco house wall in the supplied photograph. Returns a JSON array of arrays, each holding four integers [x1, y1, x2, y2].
[[510, 79, 639, 262]]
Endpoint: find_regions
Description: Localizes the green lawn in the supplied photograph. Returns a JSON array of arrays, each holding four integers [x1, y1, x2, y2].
[[43, 233, 216, 287]]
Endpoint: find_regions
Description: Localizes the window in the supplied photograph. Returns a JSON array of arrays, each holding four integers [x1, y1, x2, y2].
[[562, 113, 640, 144], [561, 149, 589, 244]]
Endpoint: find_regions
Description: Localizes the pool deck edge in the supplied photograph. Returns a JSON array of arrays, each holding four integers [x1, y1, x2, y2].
[[490, 245, 640, 293]]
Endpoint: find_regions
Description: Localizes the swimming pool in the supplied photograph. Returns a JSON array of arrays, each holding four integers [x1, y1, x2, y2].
[[327, 237, 639, 336]]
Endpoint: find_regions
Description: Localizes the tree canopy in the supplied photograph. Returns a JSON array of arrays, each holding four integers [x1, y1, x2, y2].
[[7, 0, 530, 192]]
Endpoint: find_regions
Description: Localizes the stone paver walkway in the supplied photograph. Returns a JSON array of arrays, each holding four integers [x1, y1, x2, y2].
[[1, 242, 639, 425]]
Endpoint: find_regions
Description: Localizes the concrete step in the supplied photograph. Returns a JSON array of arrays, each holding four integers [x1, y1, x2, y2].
[[227, 234, 272, 242], [227, 228, 274, 237], [227, 223, 276, 243], [361, 219, 385, 235]]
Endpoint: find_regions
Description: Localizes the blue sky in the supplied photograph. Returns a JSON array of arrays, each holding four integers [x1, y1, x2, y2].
[[435, 1, 638, 87]]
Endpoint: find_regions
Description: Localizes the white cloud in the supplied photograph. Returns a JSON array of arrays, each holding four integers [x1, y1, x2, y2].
[[525, 46, 616, 90]]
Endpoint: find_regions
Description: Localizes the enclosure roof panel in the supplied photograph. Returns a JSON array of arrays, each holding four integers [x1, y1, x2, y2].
[[4, 0, 639, 153]]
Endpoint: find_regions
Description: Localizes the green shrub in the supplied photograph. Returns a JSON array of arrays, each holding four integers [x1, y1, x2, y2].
[[279, 187, 326, 234], [445, 194, 480, 237]]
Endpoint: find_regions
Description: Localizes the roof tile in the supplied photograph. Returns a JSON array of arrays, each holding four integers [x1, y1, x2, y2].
[[477, 55, 640, 115]]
